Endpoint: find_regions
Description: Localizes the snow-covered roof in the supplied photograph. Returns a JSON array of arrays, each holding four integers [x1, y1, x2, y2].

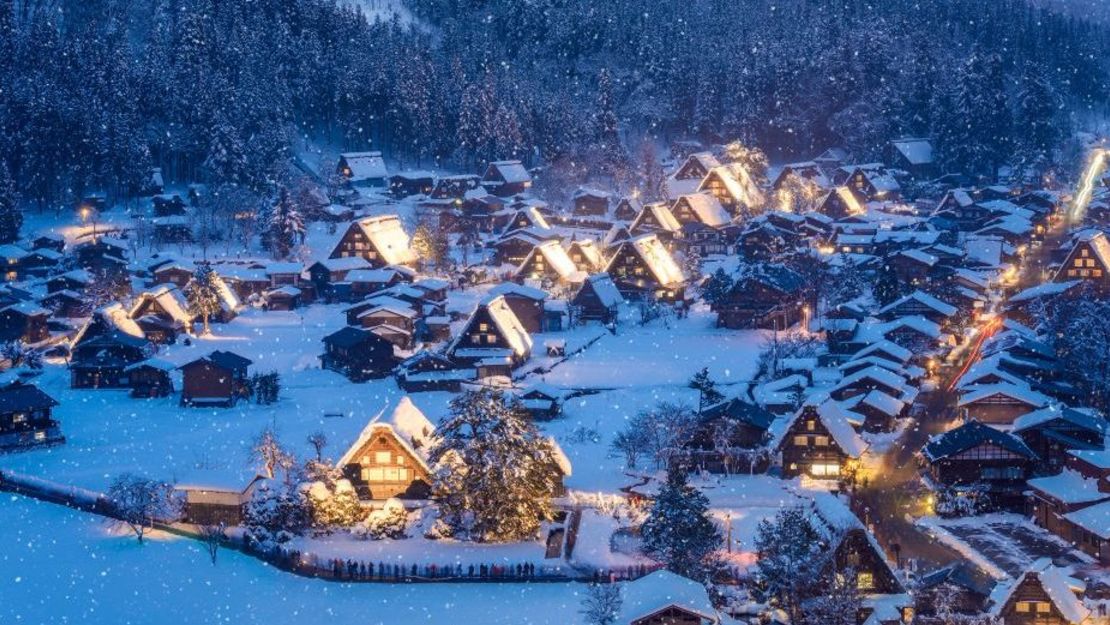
[[516, 240, 584, 282], [990, 560, 1089, 624], [582, 273, 623, 308], [129, 284, 193, 325], [851, 340, 912, 364], [546, 436, 572, 476], [1065, 500, 1110, 540], [314, 257, 372, 272], [677, 193, 731, 227], [633, 203, 681, 233], [489, 281, 548, 301], [346, 268, 403, 283], [1028, 470, 1107, 506], [565, 238, 604, 269], [339, 151, 388, 182], [858, 389, 906, 418], [337, 398, 436, 470], [1009, 280, 1081, 304], [623, 234, 685, 287], [699, 164, 765, 208], [878, 290, 957, 318], [779, 397, 868, 458], [485, 160, 531, 184], [957, 383, 1051, 409], [354, 215, 416, 266], [891, 138, 934, 166], [618, 570, 717, 624]]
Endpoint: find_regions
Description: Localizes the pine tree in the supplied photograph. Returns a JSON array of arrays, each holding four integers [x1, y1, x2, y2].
[[267, 187, 305, 260], [873, 263, 902, 307], [1015, 64, 1065, 167], [640, 466, 721, 580], [702, 268, 734, 309], [754, 506, 829, 625], [428, 389, 562, 543], [689, 367, 725, 413], [184, 263, 222, 335], [0, 161, 22, 244]]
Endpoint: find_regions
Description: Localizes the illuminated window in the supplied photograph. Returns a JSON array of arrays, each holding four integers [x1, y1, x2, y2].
[[34, 431, 45, 441], [486, 335, 496, 344], [857, 572, 874, 590], [479, 323, 489, 331], [374, 451, 392, 464], [1036, 603, 1051, 614], [814, 436, 829, 447], [806, 420, 816, 431], [396, 456, 405, 465], [1082, 248, 1090, 257], [793, 435, 809, 446], [810, 463, 840, 477], [13, 413, 25, 424], [1075, 259, 1085, 267]]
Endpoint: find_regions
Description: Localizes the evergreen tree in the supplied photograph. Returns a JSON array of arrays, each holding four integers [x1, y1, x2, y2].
[[754, 506, 829, 625], [428, 389, 562, 543], [689, 367, 725, 413], [1015, 64, 1065, 167], [873, 263, 902, 307], [0, 161, 22, 244], [267, 187, 305, 260], [640, 466, 721, 580], [702, 268, 734, 309], [184, 263, 223, 335]]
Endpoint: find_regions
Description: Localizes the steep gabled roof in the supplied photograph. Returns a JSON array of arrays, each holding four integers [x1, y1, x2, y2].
[[618, 570, 718, 625], [339, 151, 387, 181], [989, 560, 1089, 624], [353, 215, 416, 265], [923, 419, 1035, 462]]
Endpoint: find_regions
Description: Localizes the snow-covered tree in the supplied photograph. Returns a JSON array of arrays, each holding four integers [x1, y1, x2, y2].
[[106, 473, 181, 544], [754, 506, 830, 624], [267, 187, 305, 260], [243, 479, 310, 546], [580, 582, 623, 625], [702, 268, 734, 309], [184, 262, 223, 335], [248, 427, 296, 481], [428, 389, 562, 543], [308, 479, 363, 531], [354, 497, 409, 540], [689, 367, 724, 413], [641, 466, 721, 580], [0, 161, 22, 244]]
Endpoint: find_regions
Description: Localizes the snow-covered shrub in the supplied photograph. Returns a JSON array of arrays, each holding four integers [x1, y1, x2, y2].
[[307, 479, 363, 532], [353, 498, 409, 540], [244, 479, 310, 547]]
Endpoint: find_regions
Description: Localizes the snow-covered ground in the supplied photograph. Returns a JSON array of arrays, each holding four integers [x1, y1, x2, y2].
[[0, 494, 588, 625]]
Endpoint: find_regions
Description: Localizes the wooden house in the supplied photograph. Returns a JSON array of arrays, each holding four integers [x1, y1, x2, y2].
[[572, 187, 611, 216], [125, 359, 174, 398], [629, 202, 681, 238], [344, 267, 410, 300], [617, 570, 720, 625], [714, 265, 805, 330], [337, 151, 388, 188], [1053, 229, 1110, 289], [0, 245, 27, 281], [770, 161, 832, 192], [572, 273, 624, 324], [40, 290, 84, 318], [1027, 469, 1110, 548], [613, 197, 643, 222], [0, 302, 49, 343], [957, 383, 1050, 425], [815, 187, 864, 220], [680, 397, 775, 473], [177, 476, 264, 527], [876, 291, 958, 327], [0, 381, 62, 451], [840, 389, 908, 433], [32, 233, 65, 253], [73, 238, 128, 273], [129, 285, 193, 340], [698, 164, 765, 218], [321, 326, 396, 382], [990, 562, 1090, 625], [776, 400, 867, 480], [152, 193, 187, 216], [670, 193, 731, 228], [922, 419, 1037, 509], [514, 240, 584, 286], [604, 234, 686, 303], [446, 294, 533, 369], [329, 215, 416, 268], [516, 383, 565, 420], [888, 138, 937, 179], [488, 282, 547, 333], [337, 398, 434, 501], [1013, 406, 1106, 472], [565, 239, 605, 272], [889, 249, 940, 285], [395, 351, 467, 393], [389, 171, 435, 198], [673, 152, 721, 182], [151, 261, 196, 288], [481, 160, 532, 197], [844, 165, 901, 201], [264, 286, 302, 311], [47, 269, 90, 294], [179, 350, 252, 407], [492, 229, 554, 266], [20, 248, 62, 277], [914, 564, 994, 624], [69, 331, 151, 389], [429, 174, 481, 200]]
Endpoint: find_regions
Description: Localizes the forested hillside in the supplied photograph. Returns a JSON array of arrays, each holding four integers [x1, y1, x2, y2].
[[0, 0, 1107, 207]]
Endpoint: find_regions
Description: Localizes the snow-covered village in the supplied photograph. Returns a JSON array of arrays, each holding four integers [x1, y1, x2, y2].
[[7, 0, 1110, 624]]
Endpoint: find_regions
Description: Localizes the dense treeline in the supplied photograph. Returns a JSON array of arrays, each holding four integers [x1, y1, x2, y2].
[[0, 0, 1107, 208]]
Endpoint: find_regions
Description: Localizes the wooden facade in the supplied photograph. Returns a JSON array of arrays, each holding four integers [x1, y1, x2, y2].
[[179, 351, 252, 407], [339, 424, 432, 500]]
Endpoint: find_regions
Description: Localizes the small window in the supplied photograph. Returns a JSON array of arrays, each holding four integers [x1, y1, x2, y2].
[[374, 451, 392, 464], [814, 436, 829, 447], [793, 435, 809, 447], [1036, 603, 1051, 614], [857, 572, 874, 590]]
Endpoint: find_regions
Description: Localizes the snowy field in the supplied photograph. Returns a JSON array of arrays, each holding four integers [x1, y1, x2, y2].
[[0, 495, 589, 625]]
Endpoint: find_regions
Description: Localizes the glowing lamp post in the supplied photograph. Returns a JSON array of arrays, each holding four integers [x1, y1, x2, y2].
[[79, 206, 98, 240]]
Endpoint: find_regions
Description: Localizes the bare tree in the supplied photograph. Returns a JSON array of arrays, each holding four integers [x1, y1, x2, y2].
[[580, 582, 623, 625], [197, 523, 226, 565], [249, 427, 295, 480], [106, 473, 180, 544], [307, 430, 328, 462]]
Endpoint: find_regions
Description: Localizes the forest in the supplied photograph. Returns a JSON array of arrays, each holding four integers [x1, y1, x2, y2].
[[1, 0, 1108, 207]]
